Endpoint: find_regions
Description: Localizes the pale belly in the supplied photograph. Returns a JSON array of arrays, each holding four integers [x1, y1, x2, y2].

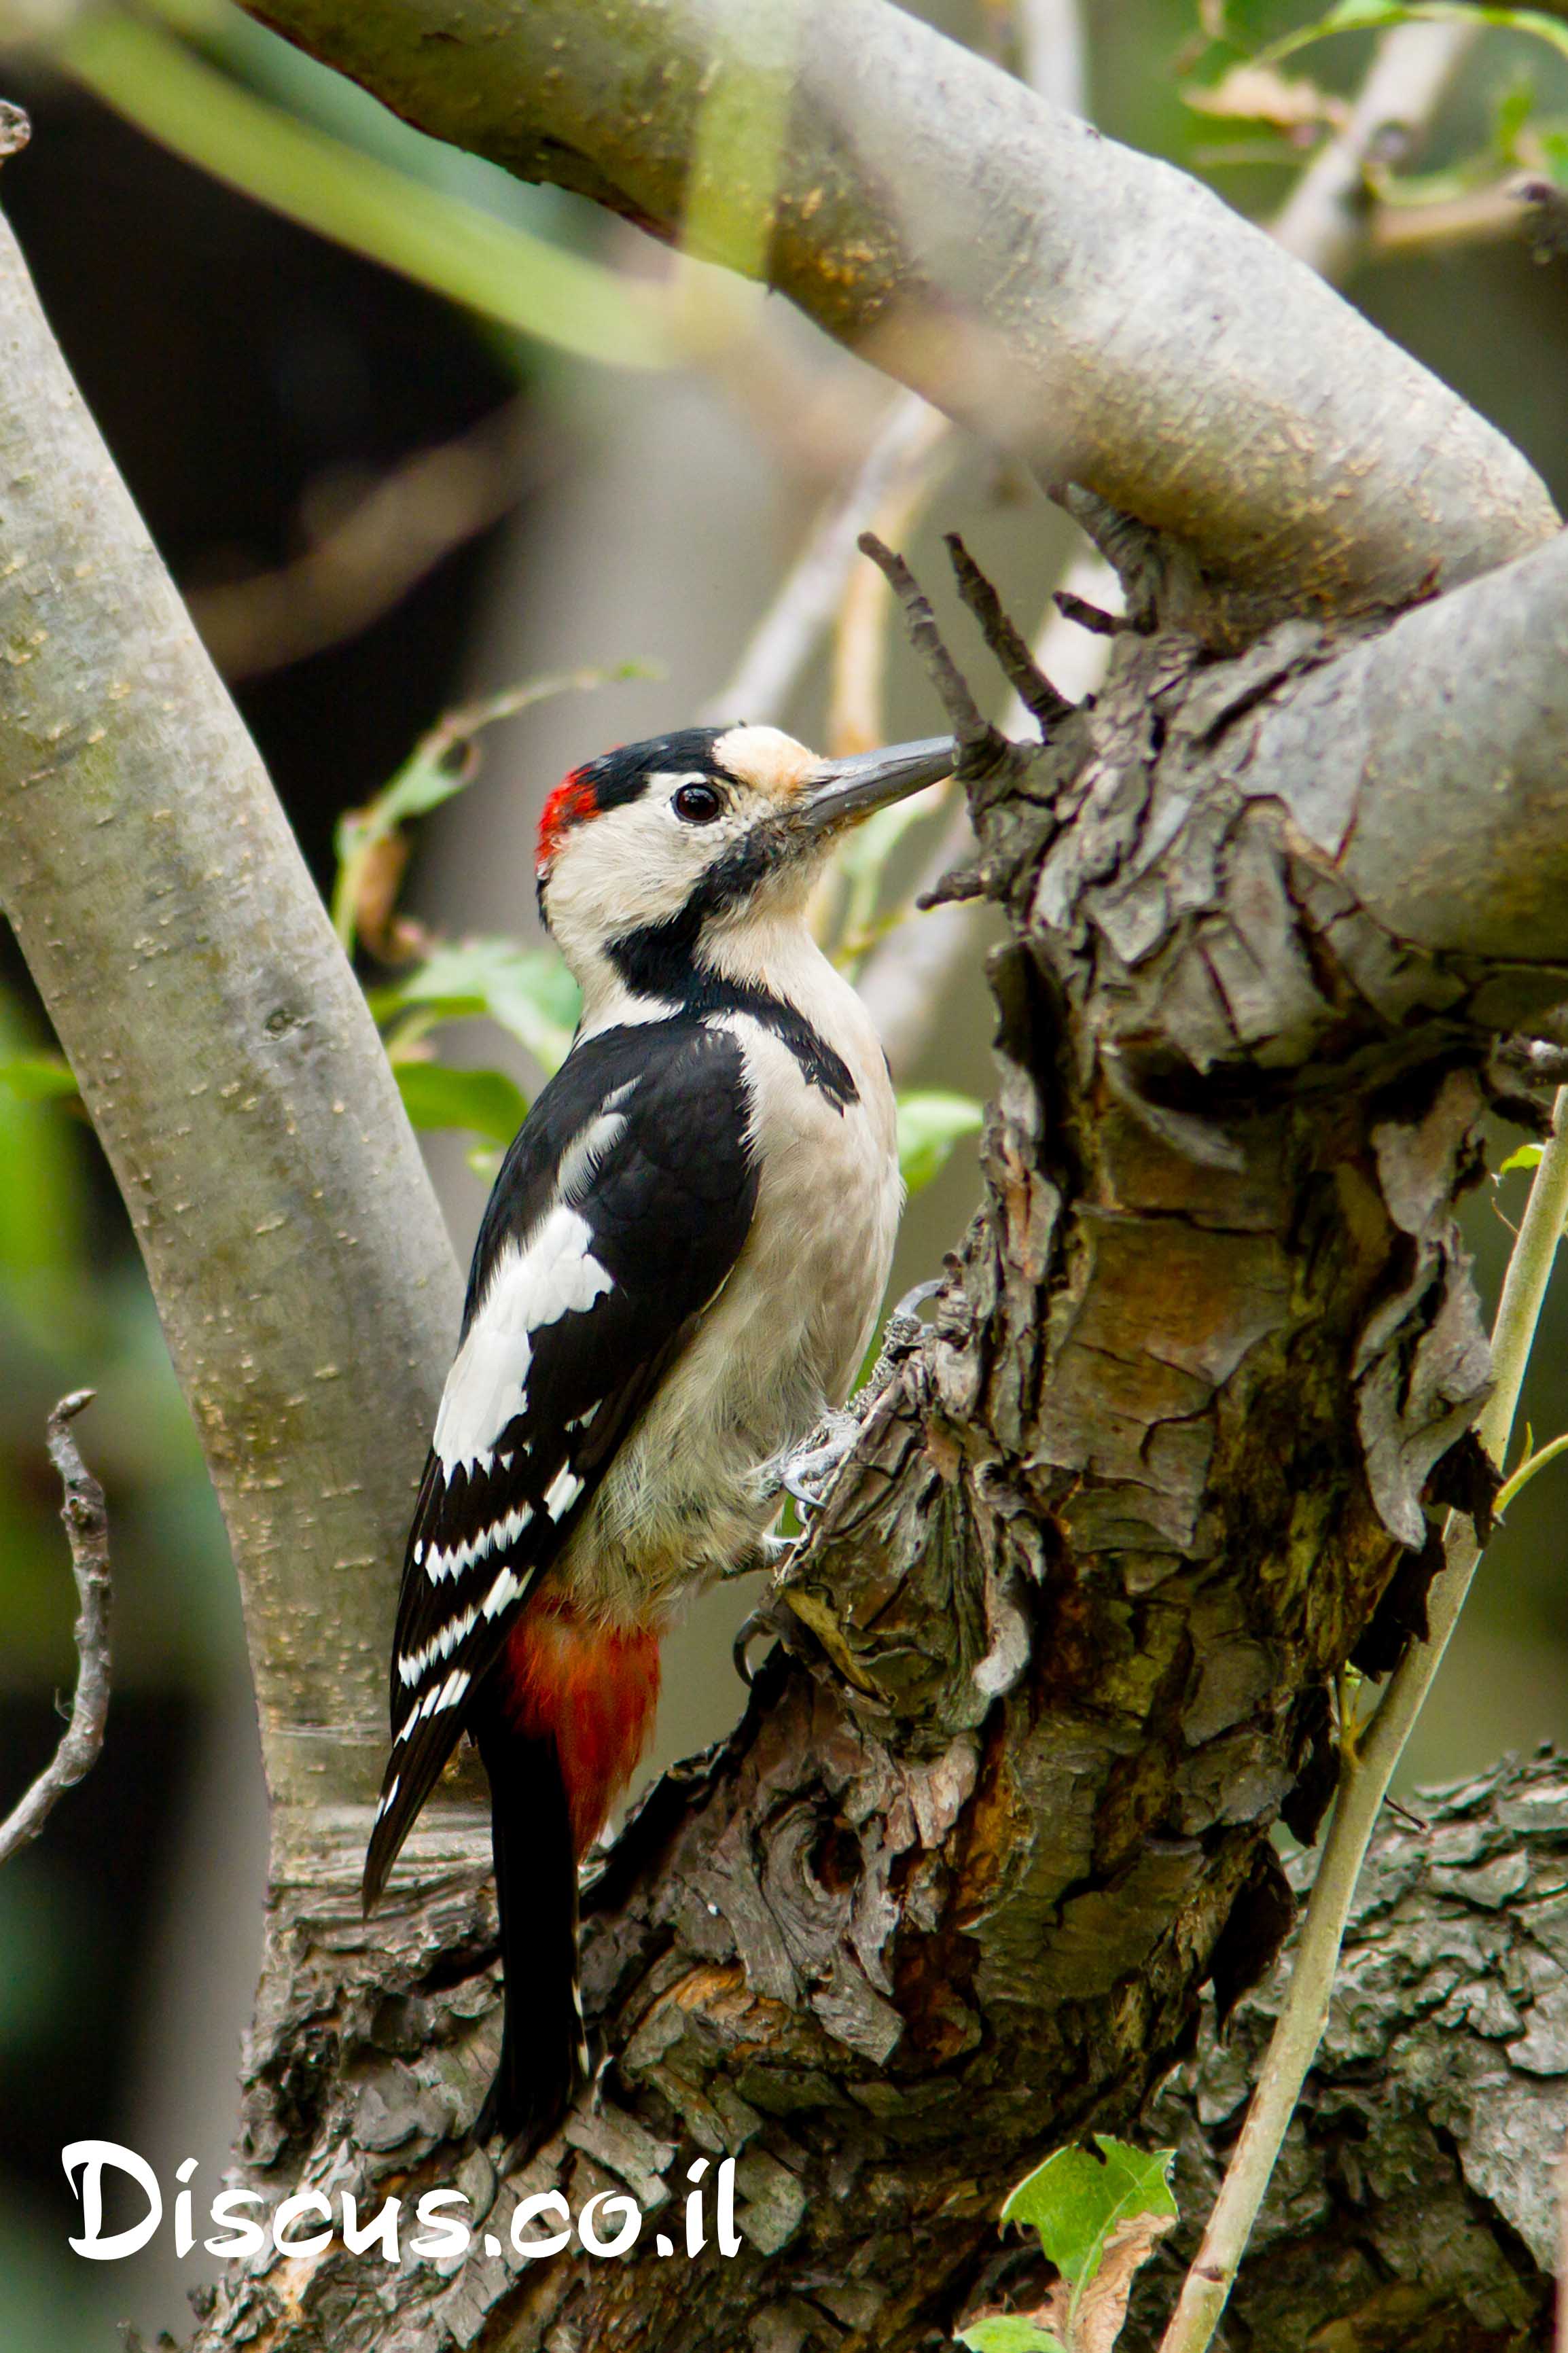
[[560, 1019, 902, 1626]]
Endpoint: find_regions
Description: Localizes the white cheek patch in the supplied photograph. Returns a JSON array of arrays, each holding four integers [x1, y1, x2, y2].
[[433, 1205, 614, 1470]]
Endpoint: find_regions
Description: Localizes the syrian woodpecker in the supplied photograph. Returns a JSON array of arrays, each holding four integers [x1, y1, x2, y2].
[[361, 720, 954, 2148]]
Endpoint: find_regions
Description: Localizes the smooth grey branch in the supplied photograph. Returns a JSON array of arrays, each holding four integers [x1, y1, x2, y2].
[[242, 0, 1556, 618], [0, 210, 463, 1827], [1245, 527, 1568, 967], [0, 1393, 111, 1867]]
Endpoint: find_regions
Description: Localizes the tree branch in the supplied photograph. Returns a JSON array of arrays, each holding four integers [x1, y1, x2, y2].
[[0, 1392, 112, 1866], [0, 207, 464, 1829], [852, 13, 1482, 1078], [1245, 529, 1568, 971], [239, 0, 1556, 626], [1270, 19, 1480, 277]]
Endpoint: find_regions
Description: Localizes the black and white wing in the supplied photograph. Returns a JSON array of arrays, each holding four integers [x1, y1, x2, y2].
[[363, 1017, 757, 1906]]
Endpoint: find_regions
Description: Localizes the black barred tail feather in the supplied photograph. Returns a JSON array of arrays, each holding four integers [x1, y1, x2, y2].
[[471, 1701, 590, 2151]]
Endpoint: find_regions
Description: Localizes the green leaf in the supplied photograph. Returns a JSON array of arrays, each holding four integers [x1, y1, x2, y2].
[[1493, 70, 1538, 162], [1264, 1, 1568, 72], [372, 940, 581, 1074], [896, 1091, 984, 1196], [958, 2320, 1066, 2353], [1001, 2138, 1177, 2294], [332, 664, 654, 952], [60, 12, 676, 368], [0, 1055, 79, 1104], [393, 1060, 527, 1144], [1499, 1142, 1546, 1175]]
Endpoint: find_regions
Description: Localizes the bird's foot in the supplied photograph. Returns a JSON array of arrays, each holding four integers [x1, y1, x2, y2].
[[863, 1277, 943, 1390], [775, 1407, 861, 1519]]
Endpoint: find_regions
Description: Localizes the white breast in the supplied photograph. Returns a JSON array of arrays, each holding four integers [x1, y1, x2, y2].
[[566, 934, 902, 1621]]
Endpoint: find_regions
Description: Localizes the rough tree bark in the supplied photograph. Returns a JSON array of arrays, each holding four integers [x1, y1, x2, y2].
[[2, 3, 1567, 2348], [984, 1746, 1568, 2353]]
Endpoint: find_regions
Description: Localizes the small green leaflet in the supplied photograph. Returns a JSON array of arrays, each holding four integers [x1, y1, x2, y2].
[[1499, 1142, 1546, 1175], [1266, 1, 1568, 71], [372, 940, 582, 1075], [393, 1061, 527, 1145], [959, 2319, 1065, 2353], [897, 1091, 984, 1196], [332, 662, 654, 953], [1002, 2138, 1177, 2293], [0, 1055, 79, 1104]]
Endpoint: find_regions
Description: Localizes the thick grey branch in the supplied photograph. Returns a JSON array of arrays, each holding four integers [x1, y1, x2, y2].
[[0, 209, 464, 1824], [0, 1392, 111, 1866], [241, 0, 1556, 623], [1244, 528, 1568, 968]]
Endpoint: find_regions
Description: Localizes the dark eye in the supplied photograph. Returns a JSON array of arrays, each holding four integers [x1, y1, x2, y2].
[[673, 781, 724, 824]]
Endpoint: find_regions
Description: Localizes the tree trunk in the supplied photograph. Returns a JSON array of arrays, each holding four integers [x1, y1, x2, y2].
[[183, 537, 1568, 2350]]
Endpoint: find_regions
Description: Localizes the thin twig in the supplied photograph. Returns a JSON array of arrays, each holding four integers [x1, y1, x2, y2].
[[697, 389, 946, 726], [0, 1392, 112, 1867], [944, 533, 1074, 732], [1369, 179, 1522, 258], [1270, 20, 1479, 275], [1158, 1088, 1568, 2353], [856, 533, 994, 749], [827, 406, 953, 755], [856, 544, 1118, 1075]]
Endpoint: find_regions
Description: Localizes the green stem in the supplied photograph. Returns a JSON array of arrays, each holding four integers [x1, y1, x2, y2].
[[1158, 1086, 1568, 2353], [1495, 1426, 1568, 1517]]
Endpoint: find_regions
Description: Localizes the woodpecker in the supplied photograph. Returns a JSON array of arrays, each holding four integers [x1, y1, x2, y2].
[[362, 720, 954, 2148]]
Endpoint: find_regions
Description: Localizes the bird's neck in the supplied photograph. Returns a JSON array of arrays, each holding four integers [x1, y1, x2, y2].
[[573, 907, 836, 1040]]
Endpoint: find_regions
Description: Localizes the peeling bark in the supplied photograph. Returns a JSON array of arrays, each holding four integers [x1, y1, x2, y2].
[[1115, 1748, 1568, 2352], [184, 544, 1567, 2350]]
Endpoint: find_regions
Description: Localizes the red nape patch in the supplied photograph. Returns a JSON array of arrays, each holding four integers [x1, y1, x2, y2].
[[535, 766, 599, 873], [501, 1597, 661, 1856]]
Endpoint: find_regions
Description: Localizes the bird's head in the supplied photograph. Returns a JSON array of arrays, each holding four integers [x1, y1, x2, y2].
[[535, 722, 953, 1011]]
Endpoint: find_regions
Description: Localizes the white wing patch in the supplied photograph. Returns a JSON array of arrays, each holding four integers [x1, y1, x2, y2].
[[544, 1466, 585, 1522], [558, 1084, 637, 1203], [421, 1502, 535, 1586], [433, 1204, 615, 1471], [397, 1605, 478, 1688]]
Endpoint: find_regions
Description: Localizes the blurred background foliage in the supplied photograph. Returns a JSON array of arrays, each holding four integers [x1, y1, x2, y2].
[[1, 0, 1567, 2340]]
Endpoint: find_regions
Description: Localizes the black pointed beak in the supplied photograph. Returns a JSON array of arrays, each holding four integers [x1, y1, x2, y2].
[[797, 736, 955, 833]]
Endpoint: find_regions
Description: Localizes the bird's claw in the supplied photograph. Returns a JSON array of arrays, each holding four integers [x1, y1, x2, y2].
[[772, 1414, 859, 1525], [733, 1599, 788, 1685]]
